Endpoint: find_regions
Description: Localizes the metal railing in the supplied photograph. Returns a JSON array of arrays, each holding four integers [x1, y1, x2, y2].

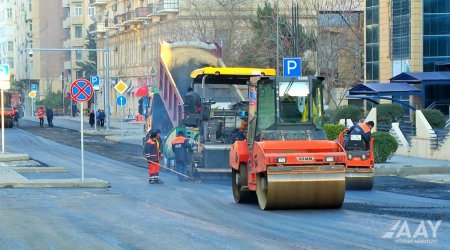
[[136, 7, 151, 17], [432, 128, 450, 149]]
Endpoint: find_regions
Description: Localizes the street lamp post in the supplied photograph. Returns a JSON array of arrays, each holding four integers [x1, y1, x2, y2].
[[31, 37, 111, 129], [61, 72, 64, 115]]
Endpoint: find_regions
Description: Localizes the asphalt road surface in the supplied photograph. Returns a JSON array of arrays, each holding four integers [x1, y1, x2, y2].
[[1, 122, 449, 249]]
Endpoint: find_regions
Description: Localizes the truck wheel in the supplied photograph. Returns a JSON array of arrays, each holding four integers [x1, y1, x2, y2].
[[232, 164, 255, 203]]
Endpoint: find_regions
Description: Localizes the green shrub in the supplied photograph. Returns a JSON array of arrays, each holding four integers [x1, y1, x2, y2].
[[332, 105, 364, 122], [372, 132, 398, 163], [323, 123, 346, 140], [377, 103, 403, 125], [422, 108, 445, 128]]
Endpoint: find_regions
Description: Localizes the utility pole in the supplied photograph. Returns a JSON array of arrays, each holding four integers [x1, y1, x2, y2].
[[105, 31, 110, 130], [61, 72, 64, 115]]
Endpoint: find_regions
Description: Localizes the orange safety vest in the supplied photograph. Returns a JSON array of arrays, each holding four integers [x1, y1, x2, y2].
[[146, 139, 160, 161], [358, 122, 371, 133]]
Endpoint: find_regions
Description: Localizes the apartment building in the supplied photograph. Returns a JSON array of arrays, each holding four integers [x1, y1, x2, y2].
[[0, 0, 15, 79], [14, 0, 65, 111], [88, 0, 333, 118], [62, 0, 95, 84]]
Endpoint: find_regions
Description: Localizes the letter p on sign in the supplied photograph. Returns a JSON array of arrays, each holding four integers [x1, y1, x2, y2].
[[283, 58, 302, 77]]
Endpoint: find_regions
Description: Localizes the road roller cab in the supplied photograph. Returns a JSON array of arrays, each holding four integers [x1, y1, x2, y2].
[[230, 76, 347, 210], [338, 129, 375, 190]]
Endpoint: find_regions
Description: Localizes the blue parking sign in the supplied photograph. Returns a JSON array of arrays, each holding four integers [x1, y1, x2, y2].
[[283, 58, 302, 77], [31, 83, 38, 92], [90, 76, 99, 91]]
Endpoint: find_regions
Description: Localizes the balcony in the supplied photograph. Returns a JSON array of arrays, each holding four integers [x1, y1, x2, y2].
[[63, 17, 70, 29], [135, 7, 151, 20], [155, 1, 180, 14], [63, 39, 71, 48], [123, 11, 139, 25], [113, 14, 124, 26], [104, 18, 116, 30], [89, 0, 107, 6], [64, 61, 72, 70], [93, 21, 106, 33]]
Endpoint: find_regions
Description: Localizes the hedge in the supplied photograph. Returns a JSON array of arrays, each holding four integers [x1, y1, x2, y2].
[[372, 131, 398, 163], [323, 123, 346, 140], [332, 105, 364, 122], [422, 108, 445, 128], [377, 103, 403, 125]]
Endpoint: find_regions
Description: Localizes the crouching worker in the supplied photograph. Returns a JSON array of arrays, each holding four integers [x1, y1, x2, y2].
[[171, 131, 192, 181], [144, 132, 163, 184]]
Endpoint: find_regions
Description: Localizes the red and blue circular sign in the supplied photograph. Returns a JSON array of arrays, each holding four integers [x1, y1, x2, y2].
[[70, 79, 94, 102]]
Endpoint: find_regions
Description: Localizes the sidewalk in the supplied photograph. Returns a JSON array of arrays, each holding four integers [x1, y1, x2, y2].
[[24, 115, 146, 145]]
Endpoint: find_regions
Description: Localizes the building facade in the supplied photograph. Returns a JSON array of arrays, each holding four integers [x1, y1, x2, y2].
[[14, 0, 66, 115], [0, 0, 15, 79], [364, 0, 450, 82]]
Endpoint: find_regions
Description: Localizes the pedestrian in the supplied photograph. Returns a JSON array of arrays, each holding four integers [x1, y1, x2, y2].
[[37, 107, 44, 127], [171, 131, 192, 181], [100, 109, 105, 127], [46, 107, 54, 127], [72, 104, 77, 117], [144, 132, 163, 184], [13, 108, 19, 127], [89, 110, 95, 128], [347, 120, 374, 150], [96, 109, 101, 126]]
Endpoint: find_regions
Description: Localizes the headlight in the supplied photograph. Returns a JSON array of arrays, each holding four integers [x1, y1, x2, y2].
[[325, 156, 334, 162], [277, 157, 286, 163], [347, 153, 353, 160], [361, 154, 367, 160]]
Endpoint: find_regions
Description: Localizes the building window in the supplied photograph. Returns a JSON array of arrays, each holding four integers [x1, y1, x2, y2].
[[7, 41, 13, 51], [76, 50, 82, 60], [423, 0, 450, 71], [75, 4, 82, 16], [391, 0, 410, 60], [88, 7, 95, 17], [366, 1, 380, 81], [75, 26, 83, 38], [7, 8, 12, 18]]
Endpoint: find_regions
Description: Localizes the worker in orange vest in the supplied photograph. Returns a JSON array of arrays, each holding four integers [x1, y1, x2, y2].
[[37, 107, 44, 128], [144, 132, 163, 184], [171, 131, 192, 181], [347, 121, 374, 150]]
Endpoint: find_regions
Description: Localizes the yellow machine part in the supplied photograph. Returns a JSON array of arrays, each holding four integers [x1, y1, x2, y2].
[[256, 168, 346, 210], [345, 169, 374, 190]]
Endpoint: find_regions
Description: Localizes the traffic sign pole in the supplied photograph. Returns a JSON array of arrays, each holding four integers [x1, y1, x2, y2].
[[70, 79, 94, 182], [1, 88, 5, 153], [80, 102, 84, 181]]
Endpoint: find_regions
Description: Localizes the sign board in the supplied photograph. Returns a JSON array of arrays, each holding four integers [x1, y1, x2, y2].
[[70, 79, 94, 102], [31, 83, 38, 92], [28, 91, 37, 99], [90, 76, 100, 91], [0, 64, 10, 81], [283, 58, 302, 77], [0, 81, 10, 90], [116, 95, 127, 107], [114, 80, 128, 94]]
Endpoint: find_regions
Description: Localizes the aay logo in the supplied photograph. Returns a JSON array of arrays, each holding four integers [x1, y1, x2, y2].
[[382, 220, 442, 244], [297, 157, 314, 161]]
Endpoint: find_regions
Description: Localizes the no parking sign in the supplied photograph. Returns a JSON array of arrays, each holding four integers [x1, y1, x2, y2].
[[70, 79, 93, 102]]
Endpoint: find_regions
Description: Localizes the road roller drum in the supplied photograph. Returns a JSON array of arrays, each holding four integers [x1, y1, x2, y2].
[[256, 170, 346, 210]]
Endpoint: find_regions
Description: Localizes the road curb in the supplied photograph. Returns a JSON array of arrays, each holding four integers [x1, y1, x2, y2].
[[375, 166, 450, 177], [12, 167, 66, 173], [0, 178, 110, 188], [0, 153, 30, 162]]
